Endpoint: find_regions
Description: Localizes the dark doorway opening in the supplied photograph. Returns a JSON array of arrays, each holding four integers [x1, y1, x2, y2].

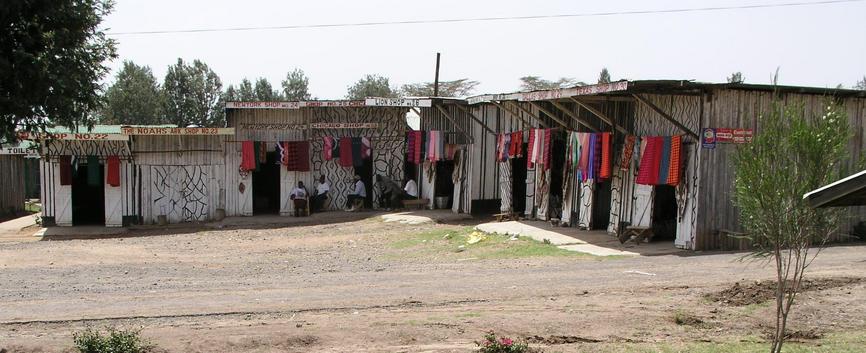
[[511, 144, 528, 214], [72, 162, 105, 225], [592, 179, 612, 230], [652, 185, 677, 240], [354, 155, 374, 209], [253, 151, 281, 215], [435, 160, 455, 209], [547, 136, 566, 220]]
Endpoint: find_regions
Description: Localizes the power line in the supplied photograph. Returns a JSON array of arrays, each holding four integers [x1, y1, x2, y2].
[[106, 0, 864, 36]]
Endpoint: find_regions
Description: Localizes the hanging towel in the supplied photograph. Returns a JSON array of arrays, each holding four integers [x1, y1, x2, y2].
[[600, 132, 612, 179], [323, 137, 335, 161], [106, 156, 121, 187], [86, 156, 100, 186], [526, 129, 536, 168], [339, 137, 353, 167], [620, 135, 635, 171], [351, 137, 364, 167], [427, 130, 444, 162], [667, 135, 683, 186], [657, 137, 672, 185], [59, 156, 73, 186], [241, 141, 256, 171]]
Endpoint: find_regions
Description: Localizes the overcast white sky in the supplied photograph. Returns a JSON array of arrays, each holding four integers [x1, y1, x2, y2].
[[102, 0, 866, 99]]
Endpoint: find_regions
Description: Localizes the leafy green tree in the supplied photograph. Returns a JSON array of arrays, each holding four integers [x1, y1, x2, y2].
[[727, 71, 745, 83], [399, 79, 479, 97], [855, 76, 866, 90], [254, 77, 281, 101], [0, 0, 117, 141], [518, 76, 584, 91], [282, 69, 311, 100], [102, 61, 165, 125], [163, 58, 224, 127], [237, 79, 255, 101], [223, 85, 239, 102], [346, 74, 396, 99], [597, 68, 611, 84], [733, 97, 850, 353]]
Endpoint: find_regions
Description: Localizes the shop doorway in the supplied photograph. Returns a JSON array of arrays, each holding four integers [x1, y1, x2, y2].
[[592, 179, 613, 230], [511, 146, 527, 214], [354, 157, 374, 208], [253, 151, 281, 215], [72, 161, 105, 225], [435, 160, 455, 209], [547, 137, 566, 220], [652, 185, 677, 240]]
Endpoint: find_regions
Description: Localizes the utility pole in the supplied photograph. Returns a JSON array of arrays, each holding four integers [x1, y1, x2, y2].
[[433, 52, 441, 97]]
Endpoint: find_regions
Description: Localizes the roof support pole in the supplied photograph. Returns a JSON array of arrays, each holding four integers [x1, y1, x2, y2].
[[631, 94, 699, 139], [505, 101, 549, 128], [453, 103, 497, 136], [567, 97, 628, 135], [433, 104, 474, 144], [547, 100, 598, 132], [490, 101, 531, 130], [527, 101, 578, 130]]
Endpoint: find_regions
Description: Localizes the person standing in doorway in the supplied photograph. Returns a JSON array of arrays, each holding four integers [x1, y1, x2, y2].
[[290, 181, 308, 217], [312, 175, 330, 213], [346, 175, 366, 211]]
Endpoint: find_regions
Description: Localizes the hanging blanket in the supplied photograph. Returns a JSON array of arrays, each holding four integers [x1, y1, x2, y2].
[[106, 156, 121, 187], [620, 135, 635, 171], [600, 132, 611, 180], [59, 156, 73, 186], [667, 135, 683, 185], [241, 141, 256, 171], [361, 137, 372, 159], [339, 137, 353, 167], [636, 136, 663, 185], [323, 137, 335, 161], [284, 141, 311, 171], [509, 130, 523, 158], [86, 156, 100, 186], [526, 129, 536, 169], [542, 129, 552, 170]]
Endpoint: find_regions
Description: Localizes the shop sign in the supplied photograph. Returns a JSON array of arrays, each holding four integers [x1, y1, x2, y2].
[[733, 129, 753, 143], [310, 122, 379, 129], [0, 146, 39, 157], [365, 98, 432, 107], [238, 123, 306, 130], [715, 128, 733, 143], [226, 101, 300, 109], [701, 128, 716, 149], [121, 127, 235, 135], [17, 132, 129, 141]]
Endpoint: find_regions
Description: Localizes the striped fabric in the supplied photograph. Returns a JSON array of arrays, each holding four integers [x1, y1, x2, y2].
[[636, 135, 684, 186]]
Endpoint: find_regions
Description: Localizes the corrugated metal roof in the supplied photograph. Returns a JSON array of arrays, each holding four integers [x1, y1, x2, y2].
[[804, 170, 866, 207]]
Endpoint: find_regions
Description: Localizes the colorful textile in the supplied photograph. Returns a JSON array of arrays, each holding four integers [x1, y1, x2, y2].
[[509, 131, 523, 158], [526, 129, 536, 168], [106, 156, 121, 187], [59, 156, 72, 186], [241, 141, 256, 171], [636, 137, 663, 185], [496, 133, 509, 162], [667, 135, 683, 186], [426, 130, 444, 161], [445, 144, 459, 160], [323, 137, 335, 161], [406, 131, 424, 164], [586, 133, 597, 181], [635, 135, 684, 186], [86, 156, 100, 186], [361, 137, 372, 159], [620, 135, 635, 171], [339, 137, 353, 167], [657, 137, 672, 185], [600, 132, 612, 179], [543, 129, 552, 170], [285, 141, 311, 172], [578, 133, 591, 178], [593, 133, 602, 180], [277, 142, 288, 165]]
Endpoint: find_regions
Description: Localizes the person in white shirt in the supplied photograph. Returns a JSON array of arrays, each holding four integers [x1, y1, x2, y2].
[[289, 181, 308, 217], [403, 178, 418, 199], [312, 175, 330, 213], [346, 175, 366, 211]]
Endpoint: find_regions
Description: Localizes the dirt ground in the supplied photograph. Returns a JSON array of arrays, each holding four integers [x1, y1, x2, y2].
[[1, 213, 865, 352]]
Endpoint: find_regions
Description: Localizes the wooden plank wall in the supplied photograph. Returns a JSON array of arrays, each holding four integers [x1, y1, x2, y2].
[[0, 156, 25, 215]]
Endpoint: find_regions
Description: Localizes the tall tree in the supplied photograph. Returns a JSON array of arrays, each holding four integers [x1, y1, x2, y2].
[[102, 61, 165, 125], [223, 85, 239, 102], [855, 75, 866, 90], [399, 79, 479, 97], [597, 68, 611, 84], [727, 71, 745, 83], [1, 0, 117, 141], [733, 98, 850, 353], [254, 77, 281, 101], [237, 79, 255, 101], [282, 69, 311, 100], [163, 58, 224, 127], [346, 74, 396, 99], [518, 76, 584, 91]]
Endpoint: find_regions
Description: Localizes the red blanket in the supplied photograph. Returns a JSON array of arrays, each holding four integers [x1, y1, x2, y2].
[[339, 137, 353, 167], [106, 156, 121, 187]]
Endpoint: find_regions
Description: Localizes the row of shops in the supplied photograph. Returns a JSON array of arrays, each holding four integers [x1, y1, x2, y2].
[[10, 80, 866, 250]]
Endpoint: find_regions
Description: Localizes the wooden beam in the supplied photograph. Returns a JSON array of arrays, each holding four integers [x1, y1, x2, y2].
[[453, 104, 497, 136], [527, 101, 572, 130], [631, 94, 699, 139], [548, 100, 599, 132], [434, 104, 474, 144], [505, 101, 549, 128], [567, 97, 628, 135], [490, 101, 530, 129]]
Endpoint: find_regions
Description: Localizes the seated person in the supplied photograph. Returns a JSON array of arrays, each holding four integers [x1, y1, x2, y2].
[[290, 181, 309, 217], [346, 175, 366, 211], [403, 177, 418, 200], [312, 174, 330, 213], [375, 174, 402, 210]]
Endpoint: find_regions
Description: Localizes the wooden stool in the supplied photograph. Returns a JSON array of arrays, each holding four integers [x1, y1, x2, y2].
[[618, 226, 653, 245]]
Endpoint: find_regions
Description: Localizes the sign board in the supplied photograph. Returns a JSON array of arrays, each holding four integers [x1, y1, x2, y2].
[[226, 101, 301, 109], [0, 146, 39, 157], [733, 129, 754, 143], [715, 128, 733, 143], [310, 122, 379, 129], [303, 100, 366, 107], [121, 127, 235, 135], [239, 123, 306, 130], [365, 98, 432, 107], [17, 132, 128, 141], [520, 81, 629, 101], [701, 128, 716, 149]]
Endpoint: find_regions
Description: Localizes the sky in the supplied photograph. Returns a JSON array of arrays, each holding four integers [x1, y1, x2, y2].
[[102, 0, 866, 99]]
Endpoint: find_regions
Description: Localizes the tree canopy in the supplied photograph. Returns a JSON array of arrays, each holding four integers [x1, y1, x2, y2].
[[346, 74, 396, 99], [1, 0, 117, 141], [727, 72, 745, 83], [518, 76, 584, 91], [102, 61, 165, 125], [163, 58, 224, 127], [282, 69, 312, 100], [399, 79, 479, 98], [598, 68, 611, 84], [855, 76, 866, 90], [254, 78, 281, 101]]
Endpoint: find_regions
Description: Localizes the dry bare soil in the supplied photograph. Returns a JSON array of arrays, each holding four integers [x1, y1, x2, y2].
[[1, 213, 865, 352]]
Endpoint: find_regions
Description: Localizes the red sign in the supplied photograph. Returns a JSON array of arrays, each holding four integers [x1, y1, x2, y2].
[[715, 128, 733, 143], [733, 129, 753, 143]]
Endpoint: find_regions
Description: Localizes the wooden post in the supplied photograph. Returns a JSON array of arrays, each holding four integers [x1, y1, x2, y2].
[[631, 94, 698, 139], [567, 97, 628, 134], [434, 104, 474, 144], [527, 101, 575, 130], [505, 101, 548, 128], [433, 53, 441, 97], [547, 100, 599, 132]]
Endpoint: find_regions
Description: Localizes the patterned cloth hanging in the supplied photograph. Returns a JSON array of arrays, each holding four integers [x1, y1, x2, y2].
[[509, 130, 523, 158], [620, 135, 636, 171], [526, 129, 536, 168], [445, 144, 459, 160], [338, 137, 353, 168], [323, 137, 335, 161], [406, 130, 424, 164], [667, 135, 683, 185], [106, 156, 121, 187], [283, 141, 311, 172], [426, 130, 444, 162], [241, 141, 256, 171], [636, 136, 684, 186], [600, 132, 612, 179], [496, 133, 509, 162]]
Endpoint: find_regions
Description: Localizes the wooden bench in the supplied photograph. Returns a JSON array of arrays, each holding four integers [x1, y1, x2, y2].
[[493, 212, 520, 222], [402, 198, 429, 210], [618, 226, 654, 245]]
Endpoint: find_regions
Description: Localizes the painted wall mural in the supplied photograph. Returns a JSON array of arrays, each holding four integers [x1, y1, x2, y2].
[[149, 165, 212, 223]]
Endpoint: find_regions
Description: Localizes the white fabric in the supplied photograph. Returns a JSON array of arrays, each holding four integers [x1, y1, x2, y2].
[[404, 179, 418, 197], [316, 181, 330, 195], [352, 180, 367, 197], [290, 187, 307, 199]]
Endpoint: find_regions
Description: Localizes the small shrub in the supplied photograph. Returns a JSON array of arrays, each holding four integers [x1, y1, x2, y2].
[[476, 331, 537, 353], [73, 327, 154, 353]]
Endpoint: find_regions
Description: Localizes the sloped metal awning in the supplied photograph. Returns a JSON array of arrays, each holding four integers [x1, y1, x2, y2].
[[804, 170, 866, 208]]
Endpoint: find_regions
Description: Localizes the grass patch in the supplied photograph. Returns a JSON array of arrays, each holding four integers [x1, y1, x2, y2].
[[24, 201, 41, 213], [587, 332, 866, 353], [386, 226, 596, 260]]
